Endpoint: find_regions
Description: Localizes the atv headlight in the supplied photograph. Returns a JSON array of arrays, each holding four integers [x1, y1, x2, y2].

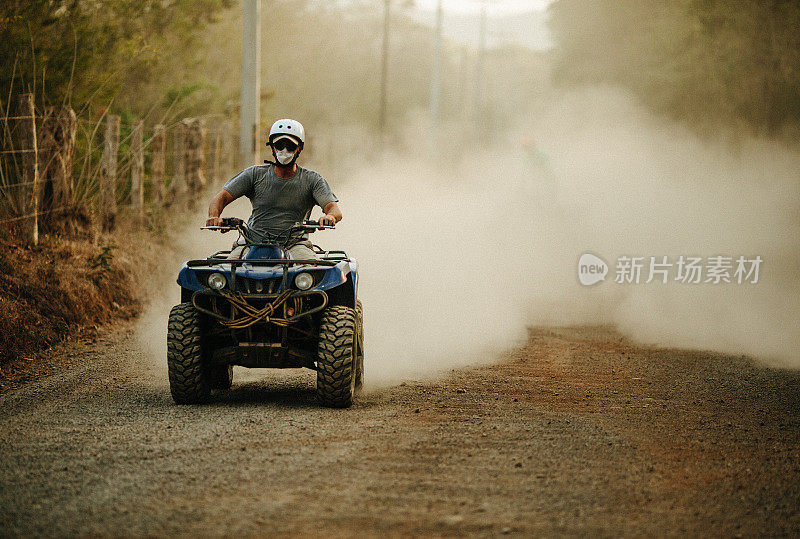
[[295, 272, 314, 290], [207, 272, 227, 290]]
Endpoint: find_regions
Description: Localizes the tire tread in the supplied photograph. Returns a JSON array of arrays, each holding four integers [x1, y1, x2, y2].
[[167, 302, 209, 404], [316, 305, 357, 407]]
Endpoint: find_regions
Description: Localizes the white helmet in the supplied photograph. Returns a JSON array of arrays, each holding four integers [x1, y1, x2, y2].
[[268, 119, 305, 147]]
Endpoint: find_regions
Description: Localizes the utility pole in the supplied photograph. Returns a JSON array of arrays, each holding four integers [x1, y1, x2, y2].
[[458, 46, 469, 121], [379, 0, 391, 135], [474, 0, 487, 128], [430, 0, 444, 123], [240, 0, 261, 167]]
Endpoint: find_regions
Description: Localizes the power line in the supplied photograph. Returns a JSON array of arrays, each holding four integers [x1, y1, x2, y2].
[[239, 0, 261, 168], [430, 0, 444, 123], [473, 0, 488, 128], [379, 0, 391, 135]]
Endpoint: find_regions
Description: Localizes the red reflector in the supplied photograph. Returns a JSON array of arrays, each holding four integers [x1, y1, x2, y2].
[[287, 307, 295, 316]]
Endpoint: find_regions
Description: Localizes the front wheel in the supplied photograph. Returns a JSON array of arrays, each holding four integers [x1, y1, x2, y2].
[[167, 302, 210, 404], [316, 305, 357, 408]]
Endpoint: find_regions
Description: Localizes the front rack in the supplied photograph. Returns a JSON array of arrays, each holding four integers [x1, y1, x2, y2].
[[186, 258, 339, 268]]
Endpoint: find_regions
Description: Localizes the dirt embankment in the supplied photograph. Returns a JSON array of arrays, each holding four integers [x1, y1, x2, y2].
[[0, 216, 181, 389], [0, 238, 130, 368], [1, 324, 798, 536]]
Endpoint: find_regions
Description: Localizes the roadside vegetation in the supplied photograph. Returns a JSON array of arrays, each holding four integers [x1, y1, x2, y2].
[[548, 0, 800, 140], [0, 1, 235, 380], [0, 234, 132, 371]]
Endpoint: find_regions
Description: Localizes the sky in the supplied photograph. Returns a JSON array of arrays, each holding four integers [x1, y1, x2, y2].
[[411, 0, 552, 17], [331, 0, 553, 50], [406, 0, 553, 50]]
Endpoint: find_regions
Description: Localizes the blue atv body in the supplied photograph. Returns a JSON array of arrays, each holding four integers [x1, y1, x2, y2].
[[167, 218, 363, 407], [177, 245, 358, 310]]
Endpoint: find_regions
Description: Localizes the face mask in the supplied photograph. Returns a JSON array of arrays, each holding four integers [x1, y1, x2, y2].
[[275, 148, 296, 165]]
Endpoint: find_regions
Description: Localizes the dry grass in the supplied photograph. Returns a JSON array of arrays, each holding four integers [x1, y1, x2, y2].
[[0, 229, 140, 368], [0, 198, 193, 390]]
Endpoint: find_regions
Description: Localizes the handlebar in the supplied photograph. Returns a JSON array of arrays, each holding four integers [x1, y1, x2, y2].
[[201, 217, 245, 231], [297, 219, 335, 231], [200, 217, 334, 235]]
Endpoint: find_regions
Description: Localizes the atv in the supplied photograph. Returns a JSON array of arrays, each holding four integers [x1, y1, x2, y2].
[[167, 217, 363, 407]]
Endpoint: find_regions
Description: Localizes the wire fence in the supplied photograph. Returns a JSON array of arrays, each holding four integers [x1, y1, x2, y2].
[[0, 93, 238, 244]]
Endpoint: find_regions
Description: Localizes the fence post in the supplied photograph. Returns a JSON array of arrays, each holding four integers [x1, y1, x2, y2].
[[37, 106, 78, 234], [185, 118, 206, 209], [151, 124, 166, 206], [56, 108, 77, 209], [230, 121, 241, 173], [17, 93, 39, 246], [211, 124, 221, 185], [172, 120, 187, 204], [222, 120, 234, 179], [99, 114, 120, 231], [130, 120, 144, 219]]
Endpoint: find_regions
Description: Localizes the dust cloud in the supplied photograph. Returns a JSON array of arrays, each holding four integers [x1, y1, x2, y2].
[[527, 87, 800, 367], [136, 87, 800, 388], [321, 86, 800, 384]]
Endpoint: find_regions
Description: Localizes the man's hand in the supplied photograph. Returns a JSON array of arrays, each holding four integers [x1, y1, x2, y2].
[[206, 190, 235, 228], [321, 202, 342, 226]]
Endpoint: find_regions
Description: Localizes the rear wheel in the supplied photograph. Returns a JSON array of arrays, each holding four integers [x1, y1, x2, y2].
[[316, 305, 357, 408], [167, 302, 210, 404], [355, 300, 364, 391]]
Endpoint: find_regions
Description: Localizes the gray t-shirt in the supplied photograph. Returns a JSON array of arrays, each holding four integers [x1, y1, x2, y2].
[[222, 164, 338, 243]]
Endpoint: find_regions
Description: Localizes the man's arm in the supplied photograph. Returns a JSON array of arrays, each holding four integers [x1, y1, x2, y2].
[[206, 189, 236, 226], [320, 201, 342, 226]]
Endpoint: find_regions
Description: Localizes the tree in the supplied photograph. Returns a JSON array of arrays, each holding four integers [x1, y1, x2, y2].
[[0, 1, 234, 116], [548, 0, 800, 138]]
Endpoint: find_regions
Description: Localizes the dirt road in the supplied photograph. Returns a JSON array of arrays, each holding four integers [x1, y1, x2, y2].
[[1, 324, 799, 536]]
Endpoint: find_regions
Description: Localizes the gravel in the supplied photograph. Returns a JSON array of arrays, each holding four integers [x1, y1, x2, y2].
[[1, 324, 799, 536]]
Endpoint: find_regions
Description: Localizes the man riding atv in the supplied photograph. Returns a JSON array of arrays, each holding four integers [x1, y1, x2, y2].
[[167, 119, 362, 408], [206, 119, 342, 254]]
